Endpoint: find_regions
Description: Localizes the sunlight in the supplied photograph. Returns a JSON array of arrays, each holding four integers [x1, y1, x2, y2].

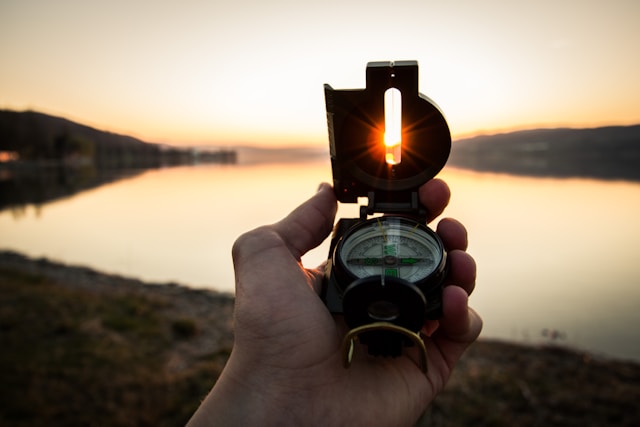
[[384, 87, 402, 165]]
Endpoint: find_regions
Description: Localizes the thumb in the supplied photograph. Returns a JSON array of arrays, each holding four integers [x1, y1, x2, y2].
[[273, 183, 337, 260]]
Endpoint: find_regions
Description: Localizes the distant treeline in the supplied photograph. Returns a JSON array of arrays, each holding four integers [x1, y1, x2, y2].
[[449, 125, 640, 181], [0, 110, 236, 168], [0, 110, 236, 211]]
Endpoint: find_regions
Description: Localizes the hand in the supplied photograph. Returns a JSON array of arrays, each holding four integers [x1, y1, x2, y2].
[[187, 179, 481, 426]]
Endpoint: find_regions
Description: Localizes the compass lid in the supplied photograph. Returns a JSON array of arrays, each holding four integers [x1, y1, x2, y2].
[[324, 61, 451, 214]]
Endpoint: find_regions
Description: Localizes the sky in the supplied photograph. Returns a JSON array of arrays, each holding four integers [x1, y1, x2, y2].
[[2, 0, 640, 147]]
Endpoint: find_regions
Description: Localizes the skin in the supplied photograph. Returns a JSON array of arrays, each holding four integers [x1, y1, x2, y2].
[[187, 179, 482, 426]]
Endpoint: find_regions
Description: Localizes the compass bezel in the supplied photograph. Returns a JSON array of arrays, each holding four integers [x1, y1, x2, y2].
[[332, 216, 446, 297]]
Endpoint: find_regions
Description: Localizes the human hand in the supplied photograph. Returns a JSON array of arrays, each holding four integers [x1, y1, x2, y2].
[[187, 179, 481, 426]]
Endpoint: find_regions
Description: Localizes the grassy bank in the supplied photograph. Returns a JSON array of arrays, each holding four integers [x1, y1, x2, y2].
[[1, 251, 638, 426]]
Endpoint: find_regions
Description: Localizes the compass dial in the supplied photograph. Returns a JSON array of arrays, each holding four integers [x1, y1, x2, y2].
[[336, 217, 444, 283]]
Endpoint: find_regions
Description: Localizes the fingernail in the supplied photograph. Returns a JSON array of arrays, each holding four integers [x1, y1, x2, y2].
[[317, 182, 329, 193]]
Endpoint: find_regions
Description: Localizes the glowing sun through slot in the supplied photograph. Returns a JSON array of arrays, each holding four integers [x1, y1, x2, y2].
[[384, 87, 402, 165]]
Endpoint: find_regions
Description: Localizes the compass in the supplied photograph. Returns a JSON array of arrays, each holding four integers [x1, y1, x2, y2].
[[328, 216, 447, 355], [321, 61, 451, 367]]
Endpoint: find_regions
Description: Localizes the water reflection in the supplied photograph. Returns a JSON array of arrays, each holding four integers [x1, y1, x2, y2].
[[1, 161, 639, 361], [0, 146, 239, 214], [438, 168, 640, 361], [0, 164, 146, 215]]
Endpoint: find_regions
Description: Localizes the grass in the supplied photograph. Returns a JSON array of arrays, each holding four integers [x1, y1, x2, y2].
[[423, 340, 640, 426], [1, 254, 639, 426], [0, 267, 228, 427]]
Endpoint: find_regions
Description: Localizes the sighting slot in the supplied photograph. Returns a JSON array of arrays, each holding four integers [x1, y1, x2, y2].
[[325, 60, 451, 213]]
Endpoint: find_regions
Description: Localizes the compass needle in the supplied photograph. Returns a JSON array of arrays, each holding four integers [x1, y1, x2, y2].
[[338, 218, 444, 283], [376, 217, 388, 243]]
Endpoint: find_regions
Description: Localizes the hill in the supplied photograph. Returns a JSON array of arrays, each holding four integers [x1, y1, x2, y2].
[[0, 110, 236, 168], [0, 110, 236, 211], [3, 109, 639, 180], [448, 125, 640, 181], [0, 110, 163, 168]]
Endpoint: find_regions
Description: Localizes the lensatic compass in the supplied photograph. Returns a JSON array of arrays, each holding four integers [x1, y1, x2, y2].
[[321, 61, 451, 371]]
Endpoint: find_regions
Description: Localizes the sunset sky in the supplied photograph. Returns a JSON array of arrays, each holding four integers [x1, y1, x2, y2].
[[2, 0, 639, 147]]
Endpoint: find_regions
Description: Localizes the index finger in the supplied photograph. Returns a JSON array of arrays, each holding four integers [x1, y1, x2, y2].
[[418, 178, 451, 223]]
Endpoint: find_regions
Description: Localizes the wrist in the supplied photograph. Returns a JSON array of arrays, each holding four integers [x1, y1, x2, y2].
[[186, 354, 310, 426]]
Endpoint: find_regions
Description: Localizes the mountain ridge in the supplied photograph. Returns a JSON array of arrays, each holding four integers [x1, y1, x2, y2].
[[2, 109, 639, 180], [448, 124, 640, 181]]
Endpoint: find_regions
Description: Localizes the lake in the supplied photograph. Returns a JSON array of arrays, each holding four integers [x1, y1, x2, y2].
[[1, 158, 640, 362]]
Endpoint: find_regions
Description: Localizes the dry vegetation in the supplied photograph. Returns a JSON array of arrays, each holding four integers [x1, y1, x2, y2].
[[1, 251, 638, 426]]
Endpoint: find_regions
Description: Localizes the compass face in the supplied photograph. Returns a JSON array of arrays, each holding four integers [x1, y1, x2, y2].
[[336, 217, 444, 283]]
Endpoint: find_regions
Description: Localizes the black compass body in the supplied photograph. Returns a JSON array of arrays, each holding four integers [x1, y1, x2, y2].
[[322, 61, 451, 358]]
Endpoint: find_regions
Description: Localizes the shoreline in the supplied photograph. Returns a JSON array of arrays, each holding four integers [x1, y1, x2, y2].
[[0, 250, 235, 372], [0, 249, 632, 363], [1, 250, 639, 425]]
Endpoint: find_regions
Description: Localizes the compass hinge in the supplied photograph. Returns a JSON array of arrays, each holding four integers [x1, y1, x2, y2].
[[360, 191, 427, 221]]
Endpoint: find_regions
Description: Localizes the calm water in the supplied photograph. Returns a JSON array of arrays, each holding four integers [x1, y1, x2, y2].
[[2, 159, 640, 362]]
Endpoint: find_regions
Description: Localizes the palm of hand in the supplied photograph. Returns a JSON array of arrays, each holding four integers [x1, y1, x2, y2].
[[224, 182, 479, 425]]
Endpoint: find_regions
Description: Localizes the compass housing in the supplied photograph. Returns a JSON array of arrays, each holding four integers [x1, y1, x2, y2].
[[321, 61, 451, 358]]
